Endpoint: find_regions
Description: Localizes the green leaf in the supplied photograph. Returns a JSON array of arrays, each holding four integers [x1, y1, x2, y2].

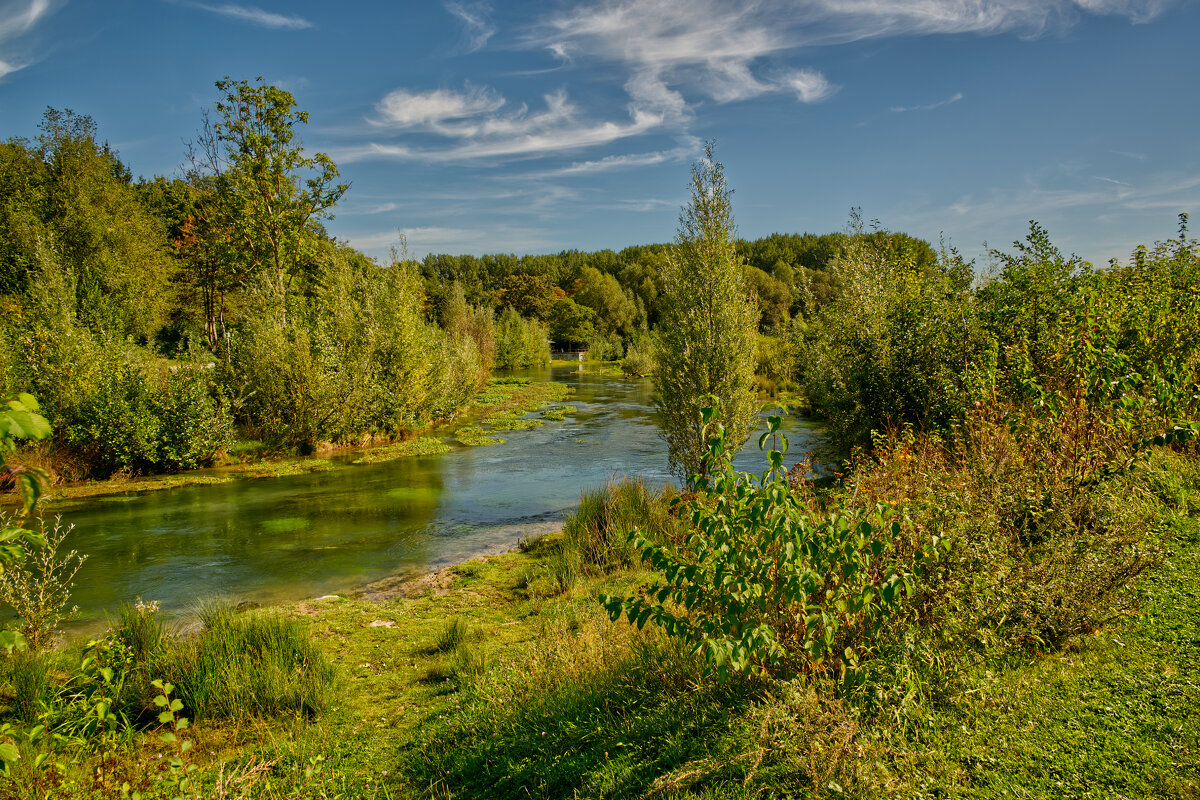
[[0, 743, 18, 763]]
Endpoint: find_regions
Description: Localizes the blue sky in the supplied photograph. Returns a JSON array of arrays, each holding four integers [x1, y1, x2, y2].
[[1, 0, 1197, 268]]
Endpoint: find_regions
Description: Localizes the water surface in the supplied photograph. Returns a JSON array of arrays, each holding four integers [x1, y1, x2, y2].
[[46, 367, 828, 632]]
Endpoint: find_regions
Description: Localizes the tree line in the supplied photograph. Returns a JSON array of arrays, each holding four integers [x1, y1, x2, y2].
[[0, 80, 537, 478], [0, 77, 939, 482]]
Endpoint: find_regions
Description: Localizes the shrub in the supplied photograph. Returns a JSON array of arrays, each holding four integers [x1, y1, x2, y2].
[[0, 514, 85, 651], [603, 411, 944, 684], [494, 307, 550, 370], [621, 344, 654, 377]]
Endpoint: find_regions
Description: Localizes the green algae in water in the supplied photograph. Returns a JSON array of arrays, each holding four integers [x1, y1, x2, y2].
[[261, 517, 308, 534], [353, 437, 452, 465], [540, 405, 577, 421], [485, 417, 544, 432], [386, 486, 441, 504], [455, 426, 505, 446]]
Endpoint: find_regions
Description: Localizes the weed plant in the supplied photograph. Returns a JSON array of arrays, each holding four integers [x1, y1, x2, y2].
[[551, 477, 678, 593], [0, 513, 86, 650]]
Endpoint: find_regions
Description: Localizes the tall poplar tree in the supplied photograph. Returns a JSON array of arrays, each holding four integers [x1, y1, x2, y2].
[[654, 141, 758, 478]]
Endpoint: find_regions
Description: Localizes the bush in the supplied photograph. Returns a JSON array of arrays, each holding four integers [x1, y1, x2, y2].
[[798, 219, 977, 447], [603, 411, 944, 684], [621, 344, 654, 377], [494, 307, 549, 370], [0, 514, 85, 651]]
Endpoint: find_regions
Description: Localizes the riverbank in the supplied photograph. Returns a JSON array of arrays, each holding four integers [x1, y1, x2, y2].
[[2, 376, 577, 508], [3, 436, 1195, 799], [182, 447, 1200, 797]]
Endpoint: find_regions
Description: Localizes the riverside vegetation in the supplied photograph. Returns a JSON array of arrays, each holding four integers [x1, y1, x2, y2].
[[0, 112, 1198, 797]]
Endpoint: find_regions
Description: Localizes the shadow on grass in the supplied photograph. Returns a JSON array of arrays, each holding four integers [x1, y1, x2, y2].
[[400, 641, 776, 800]]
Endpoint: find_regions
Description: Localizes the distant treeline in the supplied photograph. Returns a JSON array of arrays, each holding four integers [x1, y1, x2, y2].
[[417, 229, 937, 356]]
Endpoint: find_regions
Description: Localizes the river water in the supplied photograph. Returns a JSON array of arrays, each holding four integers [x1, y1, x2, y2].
[[43, 367, 828, 632]]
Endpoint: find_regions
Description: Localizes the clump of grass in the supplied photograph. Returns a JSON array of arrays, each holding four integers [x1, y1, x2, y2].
[[113, 597, 168, 664], [155, 603, 334, 720], [551, 477, 678, 592], [0, 648, 58, 722], [540, 405, 577, 421], [434, 617, 469, 654], [455, 426, 504, 446]]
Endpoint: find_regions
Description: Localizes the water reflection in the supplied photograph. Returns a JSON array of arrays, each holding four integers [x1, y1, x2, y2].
[[44, 367, 829, 632]]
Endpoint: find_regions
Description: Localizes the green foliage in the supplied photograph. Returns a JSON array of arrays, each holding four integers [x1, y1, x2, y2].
[[603, 412, 942, 683], [0, 514, 85, 651], [620, 343, 654, 377], [798, 215, 978, 445], [225, 247, 478, 449], [654, 141, 758, 479], [547, 296, 596, 349], [196, 77, 347, 303], [494, 307, 550, 370], [0, 110, 177, 341], [0, 393, 51, 515], [572, 265, 638, 339]]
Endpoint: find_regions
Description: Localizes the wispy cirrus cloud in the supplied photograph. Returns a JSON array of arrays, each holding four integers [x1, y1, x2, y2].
[[532, 144, 697, 177], [348, 0, 1171, 169], [180, 2, 313, 30], [445, 1, 495, 52], [890, 92, 963, 113], [0, 0, 56, 80], [345, 84, 667, 163]]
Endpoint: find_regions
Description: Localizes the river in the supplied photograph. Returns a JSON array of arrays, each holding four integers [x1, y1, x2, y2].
[[40, 367, 828, 633]]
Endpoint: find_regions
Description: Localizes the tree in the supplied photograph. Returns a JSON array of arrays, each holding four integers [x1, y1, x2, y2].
[[573, 265, 637, 338], [654, 141, 758, 479], [495, 273, 556, 320], [190, 77, 347, 326], [548, 296, 597, 348]]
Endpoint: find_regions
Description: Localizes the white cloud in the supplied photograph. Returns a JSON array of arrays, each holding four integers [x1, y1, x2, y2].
[[183, 3, 313, 30], [445, 1, 495, 52], [890, 91, 963, 112], [348, 0, 1173, 169], [352, 86, 666, 163], [374, 85, 505, 129], [0, 0, 55, 79], [795, 0, 1170, 42], [786, 69, 839, 103], [0, 0, 50, 39], [535, 145, 696, 177]]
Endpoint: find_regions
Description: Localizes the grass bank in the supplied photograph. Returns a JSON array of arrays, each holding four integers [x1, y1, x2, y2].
[[3, 377, 575, 507], [2, 445, 1196, 798]]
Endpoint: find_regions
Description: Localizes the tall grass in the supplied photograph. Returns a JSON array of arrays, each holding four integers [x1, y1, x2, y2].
[[550, 477, 678, 592], [157, 604, 334, 720]]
